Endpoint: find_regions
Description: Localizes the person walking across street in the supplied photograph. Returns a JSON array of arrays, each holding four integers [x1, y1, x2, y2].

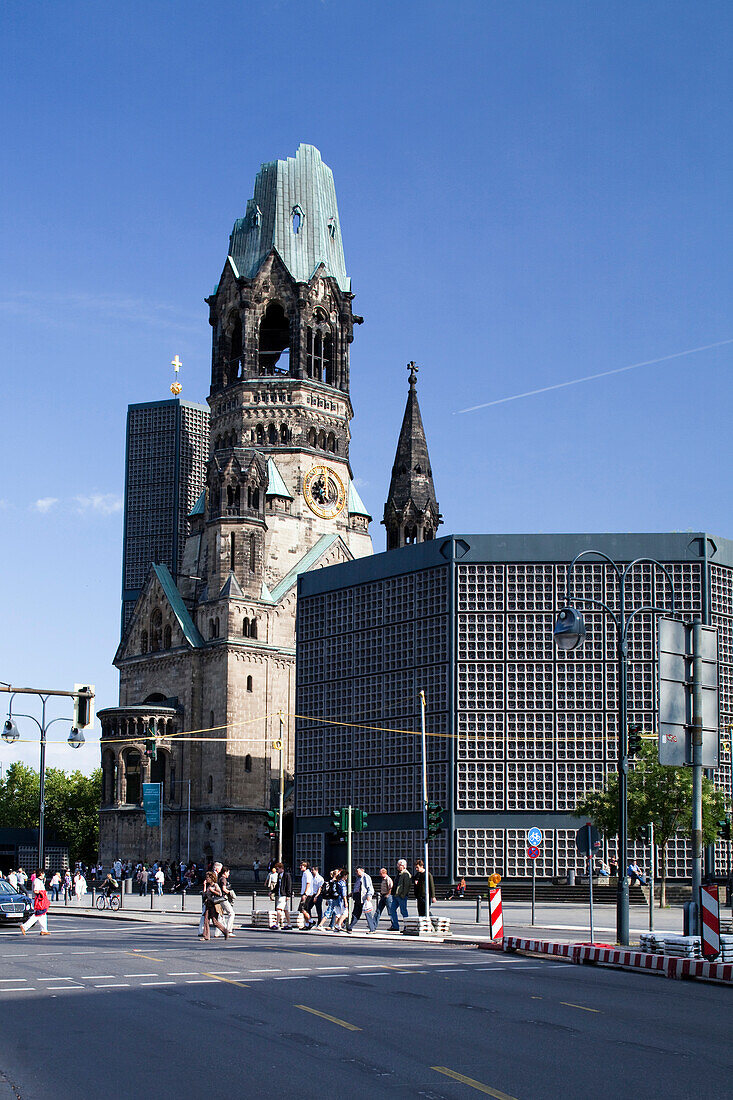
[[274, 862, 293, 930], [413, 859, 435, 918], [266, 864, 278, 900], [155, 866, 165, 895], [317, 869, 341, 930], [21, 871, 51, 936], [298, 861, 315, 928], [393, 859, 411, 925], [216, 865, 236, 937], [200, 872, 229, 941], [253, 859, 260, 882], [310, 865, 324, 926], [376, 867, 400, 930], [347, 866, 377, 933]]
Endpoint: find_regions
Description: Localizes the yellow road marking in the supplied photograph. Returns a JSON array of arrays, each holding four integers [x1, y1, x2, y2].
[[560, 1001, 600, 1013], [432, 1067, 518, 1099], [295, 1004, 361, 1031], [202, 972, 249, 989], [128, 952, 164, 962]]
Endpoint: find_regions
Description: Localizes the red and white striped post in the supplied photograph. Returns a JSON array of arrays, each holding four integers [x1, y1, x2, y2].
[[489, 887, 503, 941], [701, 883, 720, 960]]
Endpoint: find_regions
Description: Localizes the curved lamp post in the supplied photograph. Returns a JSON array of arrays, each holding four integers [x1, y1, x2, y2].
[[553, 550, 675, 946], [3, 693, 83, 869]]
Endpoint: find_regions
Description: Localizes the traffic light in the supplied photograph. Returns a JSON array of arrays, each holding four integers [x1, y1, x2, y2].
[[639, 824, 651, 845], [427, 801, 444, 839], [717, 817, 731, 841], [353, 808, 368, 832], [73, 684, 94, 730], [628, 724, 643, 757], [144, 738, 157, 761], [331, 808, 346, 837], [266, 809, 279, 837]]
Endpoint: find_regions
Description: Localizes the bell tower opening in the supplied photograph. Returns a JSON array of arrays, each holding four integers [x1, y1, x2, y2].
[[258, 302, 290, 375]]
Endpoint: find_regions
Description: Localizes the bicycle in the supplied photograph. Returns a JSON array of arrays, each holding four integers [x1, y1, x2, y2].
[[95, 892, 121, 911]]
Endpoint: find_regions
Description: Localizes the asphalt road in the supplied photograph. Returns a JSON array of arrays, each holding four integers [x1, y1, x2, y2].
[[0, 915, 730, 1099]]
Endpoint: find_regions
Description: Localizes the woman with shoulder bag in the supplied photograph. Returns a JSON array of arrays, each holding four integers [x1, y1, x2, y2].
[[21, 870, 51, 936], [200, 872, 229, 941]]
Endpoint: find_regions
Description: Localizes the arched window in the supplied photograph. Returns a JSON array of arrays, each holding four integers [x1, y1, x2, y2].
[[163, 624, 172, 649], [207, 775, 213, 794], [229, 313, 243, 377], [209, 619, 215, 639], [124, 751, 142, 804], [230, 532, 236, 572], [308, 427, 317, 447], [279, 423, 289, 444], [317, 430, 326, 450], [103, 750, 116, 804], [291, 205, 303, 234], [151, 609, 163, 652], [404, 525, 418, 545], [250, 619, 257, 640], [245, 754, 252, 773], [251, 488, 260, 510], [150, 751, 166, 787], [256, 423, 265, 444], [214, 617, 220, 637], [327, 432, 336, 453], [141, 630, 148, 655], [258, 302, 290, 374], [246, 675, 253, 693], [268, 423, 277, 444], [243, 617, 250, 637], [249, 534, 256, 572]]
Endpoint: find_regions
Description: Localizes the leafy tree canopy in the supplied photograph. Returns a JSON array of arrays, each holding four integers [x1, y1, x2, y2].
[[0, 763, 101, 865]]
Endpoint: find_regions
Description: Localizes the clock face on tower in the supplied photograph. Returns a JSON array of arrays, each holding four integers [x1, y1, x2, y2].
[[303, 464, 346, 519]]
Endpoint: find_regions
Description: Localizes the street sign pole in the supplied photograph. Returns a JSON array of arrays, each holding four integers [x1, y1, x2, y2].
[[691, 618, 704, 935], [649, 821, 655, 933], [347, 804, 353, 924], [588, 822, 594, 944], [531, 858, 536, 926], [419, 690, 431, 930]]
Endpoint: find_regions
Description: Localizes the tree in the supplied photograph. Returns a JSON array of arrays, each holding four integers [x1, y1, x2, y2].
[[575, 740, 725, 906], [0, 763, 101, 866]]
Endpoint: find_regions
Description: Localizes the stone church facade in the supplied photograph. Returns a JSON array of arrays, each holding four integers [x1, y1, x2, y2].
[[98, 144, 373, 870]]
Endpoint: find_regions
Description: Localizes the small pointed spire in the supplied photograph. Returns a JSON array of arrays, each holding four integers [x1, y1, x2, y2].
[[382, 363, 442, 551]]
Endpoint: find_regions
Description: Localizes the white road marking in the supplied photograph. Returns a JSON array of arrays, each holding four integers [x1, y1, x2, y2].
[[95, 983, 130, 988], [168, 972, 199, 976], [140, 981, 175, 986], [0, 986, 34, 992], [0, 978, 27, 983], [185, 979, 219, 984], [124, 973, 158, 977], [81, 974, 115, 979], [249, 968, 281, 973], [315, 965, 348, 970], [45, 985, 80, 991]]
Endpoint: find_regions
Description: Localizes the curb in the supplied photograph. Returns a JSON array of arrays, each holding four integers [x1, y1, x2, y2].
[[480, 936, 733, 986]]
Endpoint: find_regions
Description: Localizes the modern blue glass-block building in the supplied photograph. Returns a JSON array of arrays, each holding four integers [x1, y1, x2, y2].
[[294, 532, 733, 881]]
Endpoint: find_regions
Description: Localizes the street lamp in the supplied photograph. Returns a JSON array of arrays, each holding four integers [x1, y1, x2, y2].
[[553, 550, 675, 946], [3, 718, 20, 743], [68, 727, 85, 749]]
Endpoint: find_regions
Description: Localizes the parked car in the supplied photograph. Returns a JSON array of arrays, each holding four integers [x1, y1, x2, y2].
[[0, 879, 33, 923]]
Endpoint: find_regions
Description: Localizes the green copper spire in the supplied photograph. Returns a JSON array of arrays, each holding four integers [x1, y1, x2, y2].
[[228, 144, 350, 292]]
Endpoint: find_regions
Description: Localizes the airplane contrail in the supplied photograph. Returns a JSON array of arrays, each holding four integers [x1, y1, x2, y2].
[[455, 337, 733, 415]]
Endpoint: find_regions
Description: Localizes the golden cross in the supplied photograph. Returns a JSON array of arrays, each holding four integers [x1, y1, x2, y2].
[[171, 355, 182, 374]]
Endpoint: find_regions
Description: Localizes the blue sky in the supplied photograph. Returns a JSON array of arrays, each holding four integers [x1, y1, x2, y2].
[[1, 1, 731, 774]]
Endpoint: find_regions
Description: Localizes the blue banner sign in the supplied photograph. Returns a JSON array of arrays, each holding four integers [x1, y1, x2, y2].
[[143, 782, 162, 827]]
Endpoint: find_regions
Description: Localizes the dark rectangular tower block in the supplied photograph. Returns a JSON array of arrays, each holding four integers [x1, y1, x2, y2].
[[295, 532, 733, 881]]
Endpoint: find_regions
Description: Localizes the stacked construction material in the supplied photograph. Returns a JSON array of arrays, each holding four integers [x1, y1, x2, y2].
[[402, 916, 451, 936], [251, 908, 306, 929], [639, 933, 665, 954], [662, 934, 701, 959]]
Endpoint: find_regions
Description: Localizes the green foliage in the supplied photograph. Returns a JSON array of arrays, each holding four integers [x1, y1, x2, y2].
[[0, 763, 101, 865], [575, 740, 725, 848]]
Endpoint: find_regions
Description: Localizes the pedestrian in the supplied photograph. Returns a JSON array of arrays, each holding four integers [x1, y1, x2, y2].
[[215, 864, 236, 938], [628, 861, 649, 886], [74, 869, 87, 902], [298, 860, 315, 927], [199, 872, 229, 941], [7, 869, 18, 890], [317, 869, 341, 931], [413, 859, 435, 918], [376, 867, 399, 930], [393, 859, 411, 924], [266, 864, 278, 900], [310, 865, 324, 926], [49, 871, 62, 901], [63, 868, 72, 901], [332, 869, 349, 931], [253, 858, 260, 882], [21, 870, 51, 936], [138, 865, 149, 896], [274, 862, 292, 930], [155, 866, 165, 895], [347, 866, 377, 933]]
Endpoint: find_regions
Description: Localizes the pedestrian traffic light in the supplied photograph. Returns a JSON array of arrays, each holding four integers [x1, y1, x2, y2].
[[144, 738, 157, 761], [427, 801, 444, 839], [639, 824, 651, 845], [353, 808, 368, 832], [717, 817, 731, 841], [331, 808, 346, 837], [628, 724, 643, 757], [266, 809, 279, 837]]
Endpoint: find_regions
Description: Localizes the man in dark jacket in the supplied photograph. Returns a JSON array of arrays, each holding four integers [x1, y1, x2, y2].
[[412, 859, 435, 918], [393, 859, 412, 923]]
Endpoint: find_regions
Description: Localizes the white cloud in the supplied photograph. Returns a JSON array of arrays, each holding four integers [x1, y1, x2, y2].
[[74, 493, 123, 515], [33, 497, 59, 513]]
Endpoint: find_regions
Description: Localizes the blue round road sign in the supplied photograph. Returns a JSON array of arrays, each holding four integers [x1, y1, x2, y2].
[[528, 828, 543, 847]]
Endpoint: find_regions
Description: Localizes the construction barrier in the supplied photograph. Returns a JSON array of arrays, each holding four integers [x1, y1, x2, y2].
[[488, 887, 503, 941], [701, 884, 721, 960]]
